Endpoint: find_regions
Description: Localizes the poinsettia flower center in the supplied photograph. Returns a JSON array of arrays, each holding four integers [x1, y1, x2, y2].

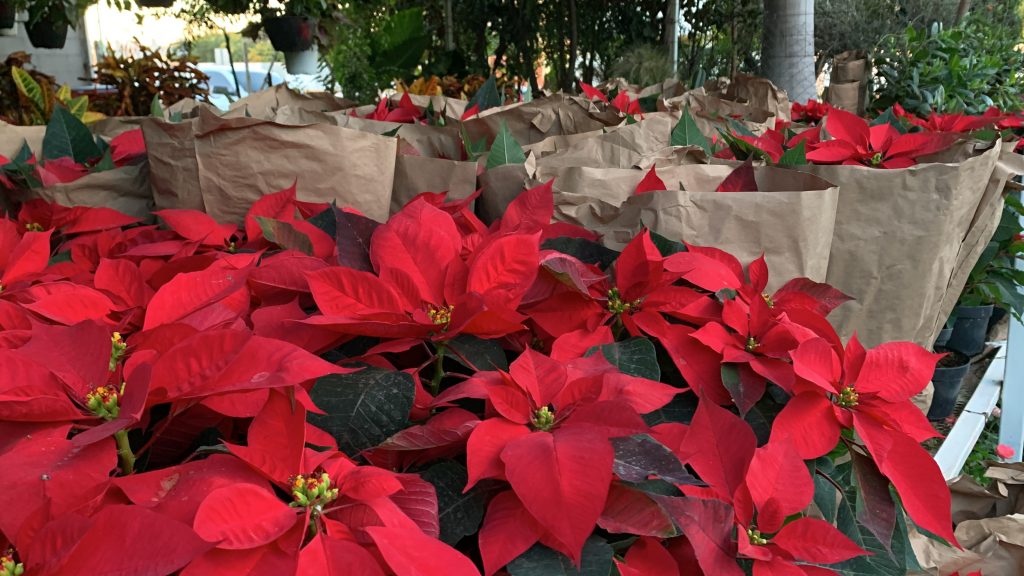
[[746, 527, 770, 546], [289, 472, 339, 514], [0, 549, 24, 576], [110, 332, 127, 371], [86, 383, 122, 421], [745, 336, 760, 352], [427, 305, 454, 329], [606, 288, 642, 315], [23, 222, 43, 232], [836, 386, 859, 408], [869, 152, 884, 166], [761, 293, 774, 308], [530, 406, 556, 432]]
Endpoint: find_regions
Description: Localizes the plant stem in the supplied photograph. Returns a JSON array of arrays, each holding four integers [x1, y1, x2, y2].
[[430, 344, 446, 396], [114, 430, 135, 475]]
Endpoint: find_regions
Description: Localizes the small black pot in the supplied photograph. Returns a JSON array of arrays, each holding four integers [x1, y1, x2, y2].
[[264, 15, 316, 52], [947, 304, 995, 356], [0, 1, 15, 29], [928, 349, 971, 421], [136, 0, 175, 7], [25, 13, 68, 49], [989, 306, 1008, 330], [934, 325, 953, 349]]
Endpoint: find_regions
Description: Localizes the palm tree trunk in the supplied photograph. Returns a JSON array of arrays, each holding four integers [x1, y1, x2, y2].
[[761, 0, 816, 102]]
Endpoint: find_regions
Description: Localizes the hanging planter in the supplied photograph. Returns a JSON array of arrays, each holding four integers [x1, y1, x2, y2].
[[263, 15, 319, 74], [0, 1, 16, 29], [25, 11, 68, 49], [927, 349, 971, 421], [135, 0, 174, 7]]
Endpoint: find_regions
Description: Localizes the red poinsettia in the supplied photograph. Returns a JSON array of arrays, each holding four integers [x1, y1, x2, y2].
[[435, 348, 677, 572], [771, 334, 957, 545], [791, 99, 833, 124], [807, 108, 956, 168]]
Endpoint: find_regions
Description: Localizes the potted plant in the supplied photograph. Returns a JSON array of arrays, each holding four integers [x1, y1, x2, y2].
[[928, 347, 971, 421], [24, 0, 92, 49], [949, 197, 1024, 356], [934, 317, 954, 349], [257, 0, 334, 74]]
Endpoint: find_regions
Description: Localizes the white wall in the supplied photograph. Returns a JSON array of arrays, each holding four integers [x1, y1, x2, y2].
[[0, 14, 92, 87]]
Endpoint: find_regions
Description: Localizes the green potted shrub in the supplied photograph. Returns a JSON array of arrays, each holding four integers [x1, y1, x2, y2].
[[949, 197, 1024, 356], [24, 0, 93, 49]]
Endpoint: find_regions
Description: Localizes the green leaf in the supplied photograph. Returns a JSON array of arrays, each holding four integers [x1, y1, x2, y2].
[[585, 337, 660, 380], [12, 67, 45, 115], [670, 107, 712, 157], [650, 231, 687, 257], [461, 124, 488, 162], [48, 251, 72, 266], [486, 121, 527, 170], [421, 461, 497, 545], [254, 217, 314, 256], [306, 203, 337, 239], [507, 536, 613, 576], [90, 149, 116, 173], [333, 205, 379, 273], [447, 334, 509, 372], [642, 393, 699, 427], [467, 75, 501, 112], [381, 125, 401, 138], [777, 140, 807, 166], [66, 95, 89, 120], [150, 95, 164, 117], [307, 368, 415, 456], [42, 107, 101, 163], [541, 237, 619, 269]]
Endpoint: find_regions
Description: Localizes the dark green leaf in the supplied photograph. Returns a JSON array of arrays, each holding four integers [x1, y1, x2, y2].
[[48, 251, 72, 266], [611, 434, 701, 485], [43, 107, 101, 163], [776, 141, 807, 166], [486, 121, 527, 170], [90, 150, 116, 173], [852, 449, 897, 555], [670, 107, 712, 157], [307, 368, 415, 456], [461, 124, 488, 162], [467, 75, 502, 112], [447, 334, 508, 372], [585, 337, 660, 380], [541, 237, 619, 269], [421, 461, 495, 545], [307, 204, 337, 239], [150, 95, 163, 117], [381, 125, 402, 137], [507, 536, 614, 576], [650, 231, 687, 256], [642, 393, 699, 427]]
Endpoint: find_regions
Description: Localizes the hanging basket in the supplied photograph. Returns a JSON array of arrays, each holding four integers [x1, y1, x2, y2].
[[264, 15, 316, 52], [282, 47, 318, 74], [0, 1, 15, 30], [136, 0, 175, 7], [26, 13, 68, 49]]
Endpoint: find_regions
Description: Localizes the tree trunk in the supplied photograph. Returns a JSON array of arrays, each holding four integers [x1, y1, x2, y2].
[[567, 0, 577, 90], [761, 0, 817, 102], [664, 0, 679, 77], [444, 0, 454, 51], [954, 0, 971, 24]]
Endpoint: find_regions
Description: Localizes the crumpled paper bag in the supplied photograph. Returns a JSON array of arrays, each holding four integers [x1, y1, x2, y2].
[[392, 155, 478, 215], [142, 106, 397, 224], [548, 164, 839, 290], [464, 93, 623, 146], [228, 84, 356, 120]]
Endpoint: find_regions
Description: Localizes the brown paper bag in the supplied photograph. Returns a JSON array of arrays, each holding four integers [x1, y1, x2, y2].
[[33, 164, 154, 220], [464, 93, 622, 146], [548, 165, 839, 290], [477, 155, 537, 225], [800, 142, 1002, 347], [273, 106, 463, 160], [392, 155, 478, 214], [827, 81, 865, 115], [229, 84, 355, 119], [832, 50, 868, 83], [721, 74, 792, 123], [142, 107, 397, 224], [389, 93, 468, 121], [0, 122, 44, 158]]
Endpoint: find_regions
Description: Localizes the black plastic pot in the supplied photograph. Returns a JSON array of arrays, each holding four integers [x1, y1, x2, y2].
[[928, 349, 971, 421], [0, 1, 15, 30], [136, 0, 175, 7], [934, 325, 953, 349], [947, 304, 994, 356], [25, 13, 68, 49], [989, 306, 1008, 330], [263, 15, 316, 52]]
